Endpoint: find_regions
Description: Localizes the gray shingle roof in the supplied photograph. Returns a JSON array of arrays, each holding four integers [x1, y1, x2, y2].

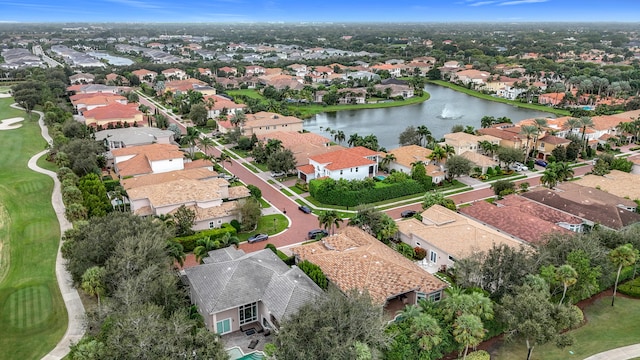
[[184, 248, 323, 320]]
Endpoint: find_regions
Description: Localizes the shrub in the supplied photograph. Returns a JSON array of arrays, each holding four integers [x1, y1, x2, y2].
[[569, 305, 585, 329], [413, 247, 427, 260], [265, 243, 277, 254], [230, 219, 241, 232], [309, 178, 424, 207], [103, 179, 120, 192], [466, 350, 490, 360], [172, 223, 237, 252], [619, 277, 640, 298], [297, 260, 328, 289]]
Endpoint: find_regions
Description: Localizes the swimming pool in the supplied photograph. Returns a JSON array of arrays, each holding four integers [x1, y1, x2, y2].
[[227, 347, 264, 360]]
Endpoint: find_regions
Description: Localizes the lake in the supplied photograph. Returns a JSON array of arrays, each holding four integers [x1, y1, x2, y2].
[[87, 52, 134, 66], [304, 84, 555, 150]]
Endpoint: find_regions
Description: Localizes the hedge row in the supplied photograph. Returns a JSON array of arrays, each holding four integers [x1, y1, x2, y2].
[[309, 179, 425, 207], [172, 223, 237, 252], [619, 276, 640, 298]]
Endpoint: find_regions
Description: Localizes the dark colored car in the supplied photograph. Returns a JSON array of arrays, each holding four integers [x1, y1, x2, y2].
[[298, 205, 312, 214], [307, 229, 329, 240], [535, 159, 548, 167], [247, 233, 269, 244], [401, 210, 417, 218]]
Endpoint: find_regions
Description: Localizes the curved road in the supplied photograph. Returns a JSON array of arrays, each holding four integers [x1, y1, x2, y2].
[[16, 106, 86, 360]]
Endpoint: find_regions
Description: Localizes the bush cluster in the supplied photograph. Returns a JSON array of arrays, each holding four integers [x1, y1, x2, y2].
[[172, 223, 236, 252], [309, 178, 424, 207], [413, 247, 427, 260], [297, 260, 329, 290], [466, 350, 490, 360], [619, 276, 640, 298]]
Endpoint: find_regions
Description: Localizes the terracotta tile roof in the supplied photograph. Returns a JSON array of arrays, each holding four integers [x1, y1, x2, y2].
[[460, 151, 497, 168], [297, 164, 315, 174], [259, 131, 331, 148], [291, 227, 447, 305], [459, 199, 573, 244], [309, 146, 377, 171], [612, 109, 640, 122], [521, 184, 640, 230], [181, 201, 239, 222], [127, 177, 231, 208], [132, 69, 157, 77], [244, 112, 303, 128], [573, 170, 640, 201], [539, 134, 571, 145], [164, 78, 207, 92], [183, 159, 211, 170], [228, 186, 251, 200], [443, 132, 500, 147], [122, 168, 217, 190], [115, 153, 152, 177], [388, 145, 432, 168], [113, 144, 186, 177], [397, 205, 525, 258], [202, 94, 246, 111], [82, 102, 142, 121], [591, 115, 628, 131], [71, 94, 127, 107]]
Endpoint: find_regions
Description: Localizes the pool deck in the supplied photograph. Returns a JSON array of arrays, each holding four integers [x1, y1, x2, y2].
[[223, 328, 273, 354]]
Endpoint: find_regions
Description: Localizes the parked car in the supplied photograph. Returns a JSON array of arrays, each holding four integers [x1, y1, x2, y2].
[[401, 210, 417, 218], [534, 159, 548, 167], [307, 229, 329, 240], [270, 171, 286, 177], [509, 162, 527, 172], [247, 233, 269, 244], [298, 205, 312, 214]]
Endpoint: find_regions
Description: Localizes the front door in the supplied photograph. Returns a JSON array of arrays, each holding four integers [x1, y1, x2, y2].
[[216, 318, 231, 334]]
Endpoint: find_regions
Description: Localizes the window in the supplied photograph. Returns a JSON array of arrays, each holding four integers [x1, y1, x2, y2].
[[209, 221, 215, 229], [355, 167, 358, 172], [416, 292, 426, 301], [239, 302, 257, 325], [428, 292, 442, 302], [429, 250, 437, 263], [216, 318, 231, 334], [340, 170, 343, 175]]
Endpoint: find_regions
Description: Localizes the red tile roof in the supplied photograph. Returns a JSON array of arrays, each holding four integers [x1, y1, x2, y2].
[[82, 102, 141, 120], [309, 146, 377, 171]]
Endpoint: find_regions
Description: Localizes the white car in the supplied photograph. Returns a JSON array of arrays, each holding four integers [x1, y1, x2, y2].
[[509, 162, 527, 172]]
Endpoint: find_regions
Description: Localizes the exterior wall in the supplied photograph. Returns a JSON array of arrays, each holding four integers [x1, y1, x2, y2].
[[150, 158, 184, 173], [388, 163, 411, 174], [86, 114, 143, 128], [212, 307, 240, 334], [130, 198, 151, 212], [197, 199, 225, 208], [193, 214, 238, 231], [244, 122, 303, 137], [327, 165, 371, 181], [399, 232, 455, 272]]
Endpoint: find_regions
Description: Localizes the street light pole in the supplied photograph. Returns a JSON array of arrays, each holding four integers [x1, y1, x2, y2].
[[273, 218, 276, 234]]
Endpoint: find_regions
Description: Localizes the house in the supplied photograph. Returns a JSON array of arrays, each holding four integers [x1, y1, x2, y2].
[[370, 63, 402, 78], [452, 69, 490, 87], [160, 78, 209, 96], [240, 112, 303, 137], [385, 145, 445, 183], [397, 205, 526, 273], [458, 151, 498, 174], [162, 68, 187, 80], [202, 94, 247, 119], [538, 92, 565, 106], [69, 73, 95, 84], [286, 64, 308, 77], [70, 93, 128, 113], [94, 127, 176, 150], [459, 195, 582, 244], [105, 73, 129, 86], [573, 170, 640, 201], [183, 247, 324, 334], [373, 84, 414, 98], [245, 65, 266, 75], [132, 69, 157, 82], [521, 183, 640, 230], [111, 143, 206, 177], [477, 124, 525, 150], [219, 66, 237, 76], [82, 102, 144, 129], [299, 146, 379, 183], [314, 88, 367, 104], [258, 131, 342, 166], [66, 84, 123, 95], [534, 134, 571, 160], [441, 132, 501, 155], [124, 172, 249, 228], [197, 68, 212, 76], [291, 227, 447, 313]]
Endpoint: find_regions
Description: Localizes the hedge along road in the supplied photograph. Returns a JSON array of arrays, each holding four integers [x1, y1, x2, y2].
[[0, 101, 69, 360]]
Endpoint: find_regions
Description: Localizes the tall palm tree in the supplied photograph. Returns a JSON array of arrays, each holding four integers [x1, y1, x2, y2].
[[519, 125, 538, 163], [578, 116, 595, 152], [181, 127, 200, 158], [347, 133, 361, 147], [532, 118, 548, 156], [198, 136, 215, 156], [194, 236, 218, 263], [556, 264, 578, 305], [428, 145, 447, 165], [81, 266, 106, 311], [554, 162, 574, 181], [443, 144, 456, 160], [230, 111, 247, 128], [416, 125, 433, 147], [540, 167, 559, 189], [318, 210, 342, 235], [410, 313, 443, 352], [609, 243, 639, 306], [216, 152, 232, 171], [334, 130, 346, 145], [380, 153, 396, 172], [564, 118, 581, 137], [453, 314, 486, 360]]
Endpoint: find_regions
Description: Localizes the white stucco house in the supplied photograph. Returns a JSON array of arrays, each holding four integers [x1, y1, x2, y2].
[[297, 146, 379, 183]]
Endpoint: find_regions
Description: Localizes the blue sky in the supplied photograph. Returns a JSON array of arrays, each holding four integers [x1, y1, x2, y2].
[[0, 0, 639, 23]]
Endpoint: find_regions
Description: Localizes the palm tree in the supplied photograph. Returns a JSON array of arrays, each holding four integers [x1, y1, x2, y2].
[[520, 125, 538, 163], [205, 97, 216, 117], [217, 152, 232, 171], [416, 125, 433, 147], [532, 118, 548, 156], [609, 243, 639, 306], [564, 118, 581, 137], [410, 313, 443, 352], [347, 133, 361, 147], [453, 314, 486, 360], [334, 130, 346, 145], [428, 145, 447, 165], [554, 162, 574, 181], [81, 266, 106, 311], [318, 210, 342, 235], [230, 111, 247, 128], [556, 264, 578, 305], [181, 127, 200, 158], [218, 232, 240, 248], [578, 116, 595, 152], [198, 136, 215, 156], [194, 236, 218, 263], [380, 153, 396, 172], [540, 167, 559, 189], [443, 144, 456, 160]]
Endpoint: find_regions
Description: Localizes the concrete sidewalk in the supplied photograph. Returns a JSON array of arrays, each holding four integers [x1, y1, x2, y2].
[[583, 344, 640, 360]]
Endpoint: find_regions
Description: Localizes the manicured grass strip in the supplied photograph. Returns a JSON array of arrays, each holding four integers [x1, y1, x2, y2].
[[288, 186, 306, 195], [237, 214, 288, 241], [427, 80, 571, 116], [226, 89, 266, 100], [258, 198, 271, 208], [280, 187, 294, 196], [494, 296, 640, 360], [243, 163, 261, 173], [251, 161, 269, 172]]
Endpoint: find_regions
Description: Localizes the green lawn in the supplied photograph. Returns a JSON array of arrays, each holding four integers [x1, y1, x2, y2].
[[226, 89, 266, 100], [291, 92, 430, 118], [237, 214, 288, 241], [0, 99, 67, 360], [427, 80, 571, 116], [494, 296, 640, 360]]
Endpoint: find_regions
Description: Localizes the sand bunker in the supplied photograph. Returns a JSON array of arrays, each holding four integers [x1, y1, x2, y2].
[[0, 117, 25, 130], [0, 93, 11, 98]]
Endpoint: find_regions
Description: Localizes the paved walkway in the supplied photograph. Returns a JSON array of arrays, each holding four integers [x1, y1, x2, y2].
[[19, 108, 86, 360], [583, 344, 640, 360]]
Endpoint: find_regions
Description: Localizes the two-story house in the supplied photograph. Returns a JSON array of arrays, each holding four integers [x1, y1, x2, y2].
[[298, 147, 379, 183]]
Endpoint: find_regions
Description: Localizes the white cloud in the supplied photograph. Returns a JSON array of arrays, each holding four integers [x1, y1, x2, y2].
[[498, 0, 549, 5], [469, 1, 497, 6], [104, 0, 161, 9]]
